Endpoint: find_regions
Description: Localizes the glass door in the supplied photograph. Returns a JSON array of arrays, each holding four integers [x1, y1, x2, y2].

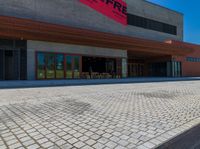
[[74, 56, 80, 79], [37, 53, 46, 79], [36, 52, 82, 80], [46, 53, 55, 79], [0, 50, 4, 80], [66, 55, 73, 79], [56, 54, 64, 79]]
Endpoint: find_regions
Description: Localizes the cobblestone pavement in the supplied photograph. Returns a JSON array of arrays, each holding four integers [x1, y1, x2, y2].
[[0, 81, 200, 149]]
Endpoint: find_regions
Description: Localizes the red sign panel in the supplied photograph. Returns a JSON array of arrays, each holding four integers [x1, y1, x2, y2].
[[80, 0, 127, 25]]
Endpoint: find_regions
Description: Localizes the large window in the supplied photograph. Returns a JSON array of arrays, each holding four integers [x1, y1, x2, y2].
[[36, 52, 81, 80], [74, 56, 80, 79], [127, 14, 177, 35], [56, 54, 64, 79], [186, 57, 200, 62], [66, 56, 73, 79], [46, 53, 55, 79], [37, 53, 45, 79]]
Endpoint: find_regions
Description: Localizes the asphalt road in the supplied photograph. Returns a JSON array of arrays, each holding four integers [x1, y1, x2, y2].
[[157, 124, 200, 149]]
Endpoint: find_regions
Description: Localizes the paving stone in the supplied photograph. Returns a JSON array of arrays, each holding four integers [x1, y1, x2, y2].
[[74, 141, 86, 148], [3, 135, 16, 141], [90, 134, 100, 140], [67, 137, 78, 144], [93, 142, 105, 149], [41, 141, 54, 148], [6, 139, 18, 146], [110, 136, 120, 142], [1, 81, 200, 149], [115, 145, 127, 149], [9, 142, 22, 149], [118, 139, 129, 146], [143, 142, 156, 148], [95, 130, 105, 135], [120, 135, 130, 140], [127, 143, 137, 149], [22, 140, 35, 147], [60, 143, 73, 149], [97, 137, 109, 144], [82, 145, 94, 149], [105, 141, 117, 148], [27, 144, 40, 149], [79, 136, 89, 142], [137, 145, 149, 149], [62, 134, 73, 140], [73, 132, 83, 138], [37, 138, 48, 144], [102, 133, 112, 139], [55, 139, 66, 146], [20, 136, 31, 142], [86, 139, 96, 146]]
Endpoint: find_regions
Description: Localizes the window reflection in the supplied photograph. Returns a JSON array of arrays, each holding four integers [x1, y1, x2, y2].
[[66, 56, 73, 79], [37, 53, 45, 79], [74, 56, 80, 79], [46, 54, 55, 79], [56, 54, 64, 79], [36, 52, 83, 80]]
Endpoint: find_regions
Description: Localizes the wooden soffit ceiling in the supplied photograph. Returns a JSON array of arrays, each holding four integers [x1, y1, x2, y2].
[[0, 15, 194, 56]]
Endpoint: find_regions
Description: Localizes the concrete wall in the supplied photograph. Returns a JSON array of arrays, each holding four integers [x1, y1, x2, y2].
[[0, 0, 183, 42], [27, 40, 127, 80]]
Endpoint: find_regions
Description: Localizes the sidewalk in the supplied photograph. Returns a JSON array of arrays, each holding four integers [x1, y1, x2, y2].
[[0, 77, 200, 89]]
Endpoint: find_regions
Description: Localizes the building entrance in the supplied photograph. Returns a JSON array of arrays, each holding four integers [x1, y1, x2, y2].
[[0, 39, 27, 80], [82, 56, 121, 79], [128, 63, 144, 77], [127, 56, 182, 77], [0, 50, 20, 80]]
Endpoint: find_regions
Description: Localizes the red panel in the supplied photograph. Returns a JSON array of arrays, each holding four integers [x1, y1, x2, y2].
[[80, 0, 127, 25], [175, 49, 200, 77]]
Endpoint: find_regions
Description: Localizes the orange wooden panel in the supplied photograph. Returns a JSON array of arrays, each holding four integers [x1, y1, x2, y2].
[[0, 15, 194, 56]]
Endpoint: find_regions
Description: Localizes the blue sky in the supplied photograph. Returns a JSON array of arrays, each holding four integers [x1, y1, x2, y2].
[[147, 0, 200, 44]]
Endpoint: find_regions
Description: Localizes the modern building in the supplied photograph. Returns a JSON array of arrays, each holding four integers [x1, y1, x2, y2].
[[0, 0, 199, 80]]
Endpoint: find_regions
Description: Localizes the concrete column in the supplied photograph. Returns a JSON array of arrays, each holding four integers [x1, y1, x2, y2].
[[27, 49, 35, 80], [122, 58, 127, 78]]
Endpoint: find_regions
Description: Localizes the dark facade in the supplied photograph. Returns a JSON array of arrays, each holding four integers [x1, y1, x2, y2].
[[0, 39, 27, 80]]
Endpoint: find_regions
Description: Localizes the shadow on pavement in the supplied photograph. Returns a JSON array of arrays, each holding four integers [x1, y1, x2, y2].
[[156, 124, 200, 149]]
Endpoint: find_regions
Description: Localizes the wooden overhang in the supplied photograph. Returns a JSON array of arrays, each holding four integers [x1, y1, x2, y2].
[[165, 40, 200, 51], [0, 15, 194, 56]]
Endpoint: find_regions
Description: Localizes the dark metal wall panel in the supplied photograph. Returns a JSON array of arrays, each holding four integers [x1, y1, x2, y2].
[[0, 50, 4, 80], [0, 39, 27, 80], [20, 48, 27, 80], [13, 50, 20, 80]]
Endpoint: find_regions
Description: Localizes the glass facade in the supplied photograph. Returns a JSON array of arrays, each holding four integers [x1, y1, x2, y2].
[[74, 56, 80, 79], [37, 53, 45, 79], [172, 61, 182, 77], [46, 53, 55, 79], [186, 57, 200, 62], [127, 14, 177, 35], [167, 61, 182, 77], [66, 56, 73, 79], [56, 54, 64, 79], [36, 52, 81, 79], [82, 56, 121, 79], [36, 52, 122, 80]]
